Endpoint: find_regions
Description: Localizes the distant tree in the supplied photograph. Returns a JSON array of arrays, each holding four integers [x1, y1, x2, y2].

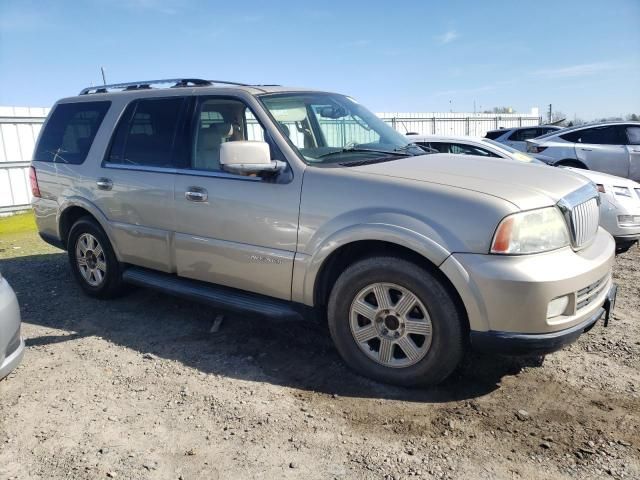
[[482, 106, 514, 114], [627, 113, 639, 121], [550, 111, 567, 124]]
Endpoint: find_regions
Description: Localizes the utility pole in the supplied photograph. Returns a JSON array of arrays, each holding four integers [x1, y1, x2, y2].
[[100, 67, 107, 86], [548, 104, 552, 124]]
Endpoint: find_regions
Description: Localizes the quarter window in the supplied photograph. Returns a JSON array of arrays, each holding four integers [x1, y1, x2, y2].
[[626, 126, 640, 145], [34, 101, 110, 164], [107, 97, 187, 167]]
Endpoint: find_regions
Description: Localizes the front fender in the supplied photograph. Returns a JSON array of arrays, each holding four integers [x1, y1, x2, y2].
[[292, 220, 451, 306]]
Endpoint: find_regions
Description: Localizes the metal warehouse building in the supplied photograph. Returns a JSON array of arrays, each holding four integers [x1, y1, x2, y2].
[[0, 106, 540, 213]]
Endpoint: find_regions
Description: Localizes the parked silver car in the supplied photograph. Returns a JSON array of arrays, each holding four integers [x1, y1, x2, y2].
[[408, 134, 640, 252], [484, 125, 562, 151], [31, 78, 616, 386], [0, 272, 25, 381], [527, 122, 640, 181]]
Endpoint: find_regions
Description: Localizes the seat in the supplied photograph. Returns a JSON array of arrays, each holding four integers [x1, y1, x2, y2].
[[194, 123, 232, 170]]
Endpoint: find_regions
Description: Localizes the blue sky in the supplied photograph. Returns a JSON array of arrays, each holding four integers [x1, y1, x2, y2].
[[1, 0, 638, 119]]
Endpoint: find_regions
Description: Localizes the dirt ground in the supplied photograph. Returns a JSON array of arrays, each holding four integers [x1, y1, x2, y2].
[[0, 218, 638, 480]]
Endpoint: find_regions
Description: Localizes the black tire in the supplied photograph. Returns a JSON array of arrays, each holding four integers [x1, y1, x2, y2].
[[67, 216, 124, 299], [556, 160, 586, 169], [327, 256, 465, 387]]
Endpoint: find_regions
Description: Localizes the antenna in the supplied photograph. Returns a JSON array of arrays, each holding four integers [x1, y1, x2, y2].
[[100, 67, 107, 86]]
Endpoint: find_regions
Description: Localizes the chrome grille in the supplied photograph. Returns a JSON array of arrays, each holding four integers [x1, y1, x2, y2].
[[570, 197, 599, 248], [576, 275, 609, 312]]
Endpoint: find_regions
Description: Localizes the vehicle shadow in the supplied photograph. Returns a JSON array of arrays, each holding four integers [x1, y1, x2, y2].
[[2, 252, 541, 403]]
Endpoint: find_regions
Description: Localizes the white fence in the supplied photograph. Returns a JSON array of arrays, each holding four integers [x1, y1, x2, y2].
[[377, 112, 541, 136], [0, 107, 49, 213], [0, 107, 540, 213]]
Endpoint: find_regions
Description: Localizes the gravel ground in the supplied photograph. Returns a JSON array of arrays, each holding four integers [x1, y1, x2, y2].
[[0, 229, 638, 480]]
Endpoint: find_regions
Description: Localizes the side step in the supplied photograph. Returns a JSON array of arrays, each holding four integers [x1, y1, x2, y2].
[[122, 267, 302, 321]]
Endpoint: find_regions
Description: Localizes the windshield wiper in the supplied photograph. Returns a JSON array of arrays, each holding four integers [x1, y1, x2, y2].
[[316, 145, 413, 159]]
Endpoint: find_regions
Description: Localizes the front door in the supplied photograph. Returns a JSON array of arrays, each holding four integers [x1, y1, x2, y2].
[[172, 96, 302, 300], [574, 125, 629, 178]]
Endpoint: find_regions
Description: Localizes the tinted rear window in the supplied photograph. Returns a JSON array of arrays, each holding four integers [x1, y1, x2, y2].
[[107, 97, 186, 167], [484, 130, 507, 140], [34, 101, 110, 164]]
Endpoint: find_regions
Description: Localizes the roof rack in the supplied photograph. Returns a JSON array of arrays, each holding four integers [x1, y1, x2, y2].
[[79, 78, 250, 95]]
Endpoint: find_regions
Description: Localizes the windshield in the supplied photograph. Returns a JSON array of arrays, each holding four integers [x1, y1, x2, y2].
[[259, 93, 426, 164], [481, 138, 543, 164]]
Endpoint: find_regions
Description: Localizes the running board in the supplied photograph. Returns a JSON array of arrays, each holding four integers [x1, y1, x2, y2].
[[122, 267, 302, 321]]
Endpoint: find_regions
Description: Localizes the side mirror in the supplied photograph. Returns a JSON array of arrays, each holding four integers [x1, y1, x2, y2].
[[220, 141, 285, 176]]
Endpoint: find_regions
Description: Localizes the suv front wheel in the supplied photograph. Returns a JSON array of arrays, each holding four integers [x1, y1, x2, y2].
[[67, 217, 124, 298], [327, 256, 464, 387]]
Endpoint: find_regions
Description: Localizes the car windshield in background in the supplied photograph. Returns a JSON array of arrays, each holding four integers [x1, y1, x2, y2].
[[259, 93, 425, 164]]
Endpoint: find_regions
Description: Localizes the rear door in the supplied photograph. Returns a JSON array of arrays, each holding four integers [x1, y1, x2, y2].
[[95, 96, 190, 272], [625, 125, 640, 181], [573, 125, 629, 178]]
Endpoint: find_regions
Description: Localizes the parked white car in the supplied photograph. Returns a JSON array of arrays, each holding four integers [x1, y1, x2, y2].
[[407, 134, 640, 253]]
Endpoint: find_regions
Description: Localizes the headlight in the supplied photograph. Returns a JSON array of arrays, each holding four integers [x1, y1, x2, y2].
[[491, 207, 570, 254], [613, 186, 631, 197]]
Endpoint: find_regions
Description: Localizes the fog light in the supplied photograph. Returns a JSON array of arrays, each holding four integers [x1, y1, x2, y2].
[[618, 215, 640, 227], [547, 295, 569, 319]]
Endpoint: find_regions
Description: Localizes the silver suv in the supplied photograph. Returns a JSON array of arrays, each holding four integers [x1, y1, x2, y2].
[[31, 78, 616, 386], [527, 121, 640, 181]]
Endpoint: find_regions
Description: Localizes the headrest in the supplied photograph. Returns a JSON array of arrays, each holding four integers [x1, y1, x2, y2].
[[214, 122, 233, 138]]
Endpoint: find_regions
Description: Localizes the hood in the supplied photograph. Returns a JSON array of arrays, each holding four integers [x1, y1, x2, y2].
[[349, 153, 591, 210], [563, 167, 640, 188]]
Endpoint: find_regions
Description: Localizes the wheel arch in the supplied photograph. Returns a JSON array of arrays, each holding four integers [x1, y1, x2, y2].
[[57, 198, 122, 260], [307, 238, 470, 337], [555, 159, 588, 169]]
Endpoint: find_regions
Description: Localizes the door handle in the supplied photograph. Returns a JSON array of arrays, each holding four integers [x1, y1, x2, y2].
[[185, 187, 208, 202], [631, 149, 640, 153], [579, 148, 593, 152], [96, 178, 113, 190]]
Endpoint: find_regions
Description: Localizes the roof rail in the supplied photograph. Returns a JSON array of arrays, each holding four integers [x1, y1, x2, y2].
[[79, 78, 249, 95]]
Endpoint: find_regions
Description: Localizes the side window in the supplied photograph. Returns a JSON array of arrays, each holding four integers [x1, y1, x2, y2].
[[426, 142, 449, 153], [450, 143, 496, 157], [34, 101, 110, 164], [509, 128, 539, 142], [191, 97, 267, 171], [571, 126, 626, 145], [107, 97, 186, 167], [625, 126, 640, 145]]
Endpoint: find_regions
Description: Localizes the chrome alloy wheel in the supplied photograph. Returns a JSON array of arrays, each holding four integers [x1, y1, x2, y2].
[[75, 233, 107, 287], [349, 283, 433, 368]]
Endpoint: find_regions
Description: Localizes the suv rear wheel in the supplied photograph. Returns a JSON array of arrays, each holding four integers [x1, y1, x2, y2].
[[67, 217, 123, 298], [327, 256, 464, 387]]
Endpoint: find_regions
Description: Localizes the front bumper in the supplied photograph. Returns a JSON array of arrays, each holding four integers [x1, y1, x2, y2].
[[470, 284, 616, 355], [0, 277, 24, 380], [441, 227, 616, 336]]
